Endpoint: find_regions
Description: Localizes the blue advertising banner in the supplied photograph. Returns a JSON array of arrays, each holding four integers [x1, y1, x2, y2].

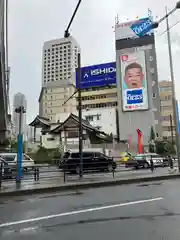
[[115, 16, 154, 40], [130, 17, 153, 37], [126, 89, 143, 105], [76, 62, 116, 89]]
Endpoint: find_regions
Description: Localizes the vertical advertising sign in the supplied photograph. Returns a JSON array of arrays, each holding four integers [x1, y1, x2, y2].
[[120, 50, 149, 111]]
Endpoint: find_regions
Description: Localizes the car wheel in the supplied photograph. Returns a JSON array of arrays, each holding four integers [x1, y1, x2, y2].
[[75, 166, 80, 175], [144, 162, 149, 169], [107, 164, 113, 172]]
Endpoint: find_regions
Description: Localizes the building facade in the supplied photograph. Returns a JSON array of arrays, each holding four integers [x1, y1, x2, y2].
[[12, 92, 27, 137], [39, 36, 80, 121], [56, 107, 117, 135], [77, 86, 117, 110], [159, 81, 174, 138], [82, 108, 117, 135], [39, 84, 76, 121]]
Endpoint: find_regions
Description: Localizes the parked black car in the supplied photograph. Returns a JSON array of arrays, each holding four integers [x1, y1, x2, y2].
[[125, 153, 169, 169], [59, 151, 117, 174], [0, 157, 13, 179]]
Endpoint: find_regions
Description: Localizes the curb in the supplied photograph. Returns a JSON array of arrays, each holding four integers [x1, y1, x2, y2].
[[0, 173, 180, 197]]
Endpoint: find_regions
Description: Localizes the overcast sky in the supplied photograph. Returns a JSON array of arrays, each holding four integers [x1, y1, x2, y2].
[[8, 0, 180, 123]]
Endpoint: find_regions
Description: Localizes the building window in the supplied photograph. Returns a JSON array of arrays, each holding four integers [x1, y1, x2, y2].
[[152, 93, 156, 98], [165, 95, 171, 101], [85, 115, 94, 121], [97, 114, 101, 120], [161, 106, 172, 111], [159, 86, 172, 92]]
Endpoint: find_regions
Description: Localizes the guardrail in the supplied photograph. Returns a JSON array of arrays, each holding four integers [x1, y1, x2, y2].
[[0, 155, 175, 191], [0, 160, 119, 184]]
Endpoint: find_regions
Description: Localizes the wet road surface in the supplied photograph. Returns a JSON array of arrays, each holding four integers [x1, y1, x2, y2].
[[1, 179, 180, 239]]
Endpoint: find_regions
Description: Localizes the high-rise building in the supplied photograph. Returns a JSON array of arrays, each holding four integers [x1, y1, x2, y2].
[[159, 81, 174, 139], [39, 36, 80, 121], [115, 18, 162, 146], [12, 92, 27, 137]]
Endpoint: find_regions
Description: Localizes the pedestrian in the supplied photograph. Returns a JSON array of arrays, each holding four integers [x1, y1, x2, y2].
[[150, 157, 154, 172], [168, 155, 174, 172]]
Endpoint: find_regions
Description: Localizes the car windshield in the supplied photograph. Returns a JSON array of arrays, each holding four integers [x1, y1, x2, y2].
[[63, 152, 70, 158], [134, 155, 144, 160], [0, 155, 15, 162]]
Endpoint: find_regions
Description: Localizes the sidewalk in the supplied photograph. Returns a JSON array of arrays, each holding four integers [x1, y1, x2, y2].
[[0, 168, 179, 197]]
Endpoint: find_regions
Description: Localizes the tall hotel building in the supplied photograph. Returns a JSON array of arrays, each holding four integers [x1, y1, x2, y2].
[[39, 36, 80, 121]]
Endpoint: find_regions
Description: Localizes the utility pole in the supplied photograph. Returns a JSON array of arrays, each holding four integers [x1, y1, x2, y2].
[[77, 53, 83, 178], [63, 0, 83, 177], [165, 6, 180, 170], [170, 114, 173, 145]]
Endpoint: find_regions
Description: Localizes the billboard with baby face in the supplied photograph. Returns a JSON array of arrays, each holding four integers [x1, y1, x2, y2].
[[120, 50, 149, 111]]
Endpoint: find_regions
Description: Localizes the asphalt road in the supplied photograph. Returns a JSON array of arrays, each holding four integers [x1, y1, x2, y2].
[[1, 179, 180, 239]]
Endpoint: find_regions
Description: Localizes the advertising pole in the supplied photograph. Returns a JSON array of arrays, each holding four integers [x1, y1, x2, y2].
[[165, 6, 180, 170], [77, 53, 83, 178], [15, 106, 25, 183]]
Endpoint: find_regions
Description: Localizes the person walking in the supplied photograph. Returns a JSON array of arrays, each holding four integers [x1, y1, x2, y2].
[[168, 155, 174, 172], [150, 156, 154, 172]]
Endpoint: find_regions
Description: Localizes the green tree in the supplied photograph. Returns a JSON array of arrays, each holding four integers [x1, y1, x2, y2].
[[149, 143, 155, 153], [30, 147, 61, 164], [164, 141, 176, 154], [155, 139, 176, 155], [155, 140, 166, 155], [11, 140, 25, 152], [149, 126, 155, 141], [148, 126, 156, 152]]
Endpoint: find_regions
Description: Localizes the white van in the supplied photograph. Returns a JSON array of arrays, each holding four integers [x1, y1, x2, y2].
[[0, 153, 35, 171]]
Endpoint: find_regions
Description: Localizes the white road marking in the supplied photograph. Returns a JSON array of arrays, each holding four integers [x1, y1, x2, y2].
[[0, 197, 163, 228], [19, 226, 38, 233], [2, 230, 15, 236], [2, 226, 39, 236]]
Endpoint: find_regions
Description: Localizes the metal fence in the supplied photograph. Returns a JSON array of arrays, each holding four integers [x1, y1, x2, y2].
[[0, 158, 122, 187], [0, 156, 176, 191]]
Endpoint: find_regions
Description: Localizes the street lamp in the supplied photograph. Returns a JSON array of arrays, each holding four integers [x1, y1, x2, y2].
[[15, 106, 26, 183], [151, 1, 180, 171], [151, 1, 180, 29], [64, 0, 83, 178]]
